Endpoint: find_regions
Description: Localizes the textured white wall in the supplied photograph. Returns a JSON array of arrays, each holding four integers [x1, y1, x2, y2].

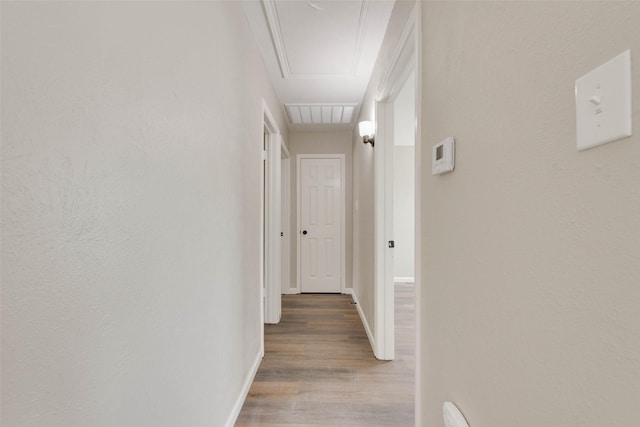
[[420, 2, 640, 426], [1, 2, 286, 426], [288, 131, 353, 291]]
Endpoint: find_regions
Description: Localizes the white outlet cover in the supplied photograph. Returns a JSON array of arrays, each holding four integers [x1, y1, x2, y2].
[[443, 402, 469, 427], [575, 50, 632, 151]]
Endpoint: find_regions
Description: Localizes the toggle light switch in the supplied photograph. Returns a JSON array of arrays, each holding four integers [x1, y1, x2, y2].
[[575, 50, 632, 151], [589, 95, 601, 106]]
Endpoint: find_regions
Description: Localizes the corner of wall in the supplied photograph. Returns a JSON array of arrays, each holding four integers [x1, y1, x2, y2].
[[224, 350, 263, 427], [344, 288, 375, 352]]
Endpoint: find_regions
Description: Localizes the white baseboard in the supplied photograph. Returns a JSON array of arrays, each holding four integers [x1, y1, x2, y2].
[[344, 288, 376, 353], [224, 349, 262, 427], [281, 287, 300, 295], [394, 276, 415, 283]]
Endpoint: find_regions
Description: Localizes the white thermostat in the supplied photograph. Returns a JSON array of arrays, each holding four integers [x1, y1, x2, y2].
[[432, 137, 455, 175]]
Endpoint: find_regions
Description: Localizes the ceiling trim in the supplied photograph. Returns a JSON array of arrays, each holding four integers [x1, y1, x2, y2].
[[262, 0, 292, 78], [262, 0, 370, 80], [349, 1, 369, 77]]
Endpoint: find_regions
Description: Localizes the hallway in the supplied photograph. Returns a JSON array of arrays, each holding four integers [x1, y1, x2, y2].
[[236, 283, 415, 427]]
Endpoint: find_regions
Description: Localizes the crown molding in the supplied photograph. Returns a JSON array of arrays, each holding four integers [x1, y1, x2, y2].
[[262, 0, 292, 78]]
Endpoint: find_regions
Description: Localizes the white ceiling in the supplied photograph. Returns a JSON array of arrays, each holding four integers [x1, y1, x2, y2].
[[242, 0, 395, 131]]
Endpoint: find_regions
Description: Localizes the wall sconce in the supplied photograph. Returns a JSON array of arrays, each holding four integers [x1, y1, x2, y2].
[[359, 121, 375, 147]]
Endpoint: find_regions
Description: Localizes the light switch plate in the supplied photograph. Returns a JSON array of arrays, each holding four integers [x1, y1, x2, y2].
[[575, 50, 632, 151]]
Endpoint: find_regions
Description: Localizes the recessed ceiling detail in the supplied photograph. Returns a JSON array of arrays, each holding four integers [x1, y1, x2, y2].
[[286, 104, 356, 125], [262, 0, 370, 79], [242, 0, 394, 130]]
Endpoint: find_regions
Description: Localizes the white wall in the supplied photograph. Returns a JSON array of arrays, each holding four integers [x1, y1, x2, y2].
[[287, 131, 352, 292], [0, 2, 287, 426], [420, 2, 640, 426], [393, 72, 415, 280], [393, 146, 415, 280], [393, 71, 416, 147]]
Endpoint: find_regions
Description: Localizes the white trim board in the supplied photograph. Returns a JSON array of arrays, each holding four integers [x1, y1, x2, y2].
[[374, 100, 396, 361], [344, 288, 375, 352], [413, 2, 423, 424], [394, 277, 415, 284], [223, 349, 262, 427], [280, 144, 291, 296], [263, 99, 283, 325]]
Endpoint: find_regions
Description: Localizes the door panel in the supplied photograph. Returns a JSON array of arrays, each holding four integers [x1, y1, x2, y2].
[[300, 158, 342, 293]]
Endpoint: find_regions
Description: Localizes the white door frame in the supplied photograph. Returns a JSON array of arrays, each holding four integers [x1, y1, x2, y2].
[[262, 100, 283, 325], [410, 1, 422, 426], [413, 3, 423, 424], [374, 99, 395, 361], [373, 0, 420, 363], [281, 143, 291, 295], [296, 154, 346, 294]]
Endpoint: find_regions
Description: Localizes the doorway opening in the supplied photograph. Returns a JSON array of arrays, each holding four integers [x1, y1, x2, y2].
[[296, 154, 346, 294], [374, 68, 416, 361], [392, 71, 416, 286], [262, 100, 283, 327], [374, 3, 420, 360], [371, 3, 422, 424]]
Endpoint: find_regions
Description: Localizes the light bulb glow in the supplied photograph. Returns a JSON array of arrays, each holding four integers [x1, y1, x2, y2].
[[358, 121, 374, 138]]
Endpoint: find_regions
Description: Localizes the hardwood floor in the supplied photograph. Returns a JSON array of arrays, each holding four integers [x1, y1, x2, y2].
[[235, 283, 415, 427]]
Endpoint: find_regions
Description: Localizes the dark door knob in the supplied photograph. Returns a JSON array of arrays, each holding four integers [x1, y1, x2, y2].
[[302, 230, 308, 235]]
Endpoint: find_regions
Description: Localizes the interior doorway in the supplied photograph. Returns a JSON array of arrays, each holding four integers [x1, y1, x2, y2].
[[374, 70, 416, 361], [262, 100, 283, 326], [373, 2, 419, 363], [297, 154, 346, 294], [393, 71, 416, 284]]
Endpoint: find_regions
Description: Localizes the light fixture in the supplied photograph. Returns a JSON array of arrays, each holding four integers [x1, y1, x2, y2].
[[359, 121, 375, 147]]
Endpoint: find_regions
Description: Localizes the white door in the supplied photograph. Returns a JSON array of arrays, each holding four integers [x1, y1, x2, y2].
[[299, 157, 342, 293]]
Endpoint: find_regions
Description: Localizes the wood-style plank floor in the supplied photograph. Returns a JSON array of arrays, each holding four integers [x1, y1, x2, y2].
[[235, 283, 415, 427]]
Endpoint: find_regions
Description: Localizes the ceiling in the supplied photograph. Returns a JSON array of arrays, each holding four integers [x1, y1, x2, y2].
[[242, 0, 395, 132]]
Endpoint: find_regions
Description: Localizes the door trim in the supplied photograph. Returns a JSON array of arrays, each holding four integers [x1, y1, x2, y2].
[[280, 143, 291, 296], [414, 4, 423, 424], [296, 154, 346, 294], [373, 1, 419, 363], [262, 100, 282, 326], [374, 100, 396, 361]]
